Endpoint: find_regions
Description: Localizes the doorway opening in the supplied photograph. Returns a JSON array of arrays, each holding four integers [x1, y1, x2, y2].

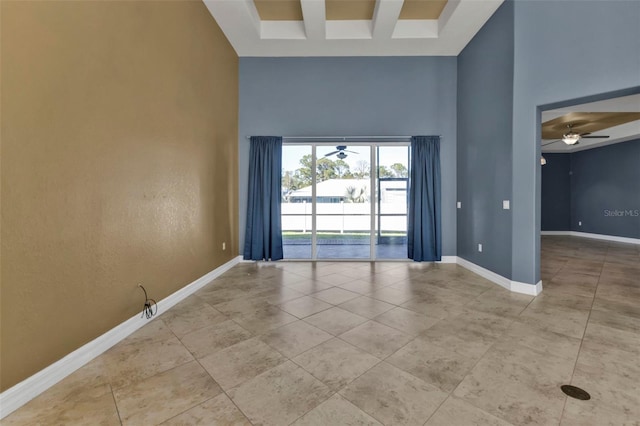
[[538, 87, 640, 281]]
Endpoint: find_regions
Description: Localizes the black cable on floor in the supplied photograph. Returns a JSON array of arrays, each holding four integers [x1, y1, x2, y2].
[[139, 285, 157, 319]]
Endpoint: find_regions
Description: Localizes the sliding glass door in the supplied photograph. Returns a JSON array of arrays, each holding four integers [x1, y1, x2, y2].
[[281, 143, 409, 260]]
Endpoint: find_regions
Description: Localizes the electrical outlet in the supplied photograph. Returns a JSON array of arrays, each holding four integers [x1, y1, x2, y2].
[[222, 242, 226, 250], [578, 221, 582, 227], [457, 201, 462, 209], [478, 243, 483, 252]]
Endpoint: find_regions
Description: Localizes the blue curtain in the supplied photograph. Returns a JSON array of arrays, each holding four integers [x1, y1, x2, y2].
[[243, 136, 284, 261], [408, 136, 441, 261]]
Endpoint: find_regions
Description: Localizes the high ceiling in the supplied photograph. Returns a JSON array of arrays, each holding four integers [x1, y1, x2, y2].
[[203, 0, 504, 56], [541, 94, 640, 153]]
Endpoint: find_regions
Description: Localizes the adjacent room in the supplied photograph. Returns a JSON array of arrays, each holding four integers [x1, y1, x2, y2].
[[1, 0, 639, 424]]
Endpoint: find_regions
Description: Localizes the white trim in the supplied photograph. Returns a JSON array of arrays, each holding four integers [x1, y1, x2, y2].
[[392, 20, 438, 39], [511, 279, 543, 296], [0, 256, 242, 420], [455, 257, 543, 296], [456, 257, 510, 291], [326, 20, 372, 40], [300, 0, 325, 40], [261, 21, 306, 40], [370, 147, 376, 260], [541, 230, 640, 245], [438, 256, 458, 263], [372, 0, 405, 39]]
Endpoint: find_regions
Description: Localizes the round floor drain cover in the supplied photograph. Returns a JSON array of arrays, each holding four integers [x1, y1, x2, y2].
[[561, 385, 591, 400]]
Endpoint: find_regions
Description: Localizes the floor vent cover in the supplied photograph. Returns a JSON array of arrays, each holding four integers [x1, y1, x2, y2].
[[561, 385, 591, 400]]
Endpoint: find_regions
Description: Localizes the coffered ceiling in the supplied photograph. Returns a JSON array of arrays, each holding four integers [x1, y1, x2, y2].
[[541, 94, 640, 153], [203, 0, 504, 56]]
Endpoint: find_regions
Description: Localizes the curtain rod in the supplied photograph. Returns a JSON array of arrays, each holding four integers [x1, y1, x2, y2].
[[245, 135, 441, 140]]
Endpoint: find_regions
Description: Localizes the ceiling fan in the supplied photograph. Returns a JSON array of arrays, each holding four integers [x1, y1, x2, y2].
[[542, 124, 610, 147], [325, 145, 358, 159]]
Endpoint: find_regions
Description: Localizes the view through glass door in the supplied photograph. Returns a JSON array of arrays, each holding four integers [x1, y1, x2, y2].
[[281, 143, 409, 260]]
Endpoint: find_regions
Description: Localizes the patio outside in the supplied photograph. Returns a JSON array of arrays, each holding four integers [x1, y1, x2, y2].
[[282, 179, 408, 259]]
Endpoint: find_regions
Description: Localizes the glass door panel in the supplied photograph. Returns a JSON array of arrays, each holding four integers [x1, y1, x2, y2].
[[281, 145, 312, 259], [316, 145, 371, 259], [376, 146, 409, 259]]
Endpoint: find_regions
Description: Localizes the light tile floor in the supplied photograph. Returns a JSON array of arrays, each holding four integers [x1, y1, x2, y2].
[[4, 236, 639, 425]]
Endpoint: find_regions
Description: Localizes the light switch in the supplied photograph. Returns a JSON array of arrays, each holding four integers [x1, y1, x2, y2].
[[503, 200, 510, 210], [457, 201, 462, 209]]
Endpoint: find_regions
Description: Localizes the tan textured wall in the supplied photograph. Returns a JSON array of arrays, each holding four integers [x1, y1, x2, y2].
[[0, 0, 238, 391]]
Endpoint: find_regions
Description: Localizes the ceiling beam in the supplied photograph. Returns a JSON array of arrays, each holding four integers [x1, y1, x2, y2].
[[372, 0, 404, 39], [301, 0, 326, 40], [202, 0, 505, 56], [203, 0, 261, 53]]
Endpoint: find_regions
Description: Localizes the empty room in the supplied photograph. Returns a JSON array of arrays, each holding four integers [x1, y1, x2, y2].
[[1, 0, 639, 424]]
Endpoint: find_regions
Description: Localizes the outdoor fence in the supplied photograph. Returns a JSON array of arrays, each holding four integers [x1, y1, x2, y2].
[[281, 202, 407, 234]]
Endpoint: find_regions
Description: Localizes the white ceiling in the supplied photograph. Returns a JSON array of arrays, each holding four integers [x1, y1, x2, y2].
[[541, 94, 640, 153], [203, 0, 504, 56]]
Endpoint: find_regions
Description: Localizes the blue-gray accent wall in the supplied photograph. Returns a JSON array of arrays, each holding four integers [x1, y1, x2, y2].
[[458, 0, 640, 284], [457, 0, 514, 279], [541, 153, 570, 231], [542, 141, 640, 239], [238, 57, 458, 256], [571, 140, 640, 239], [512, 0, 640, 284]]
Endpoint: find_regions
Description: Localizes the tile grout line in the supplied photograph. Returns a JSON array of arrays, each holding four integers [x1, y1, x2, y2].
[[148, 302, 260, 424], [159, 395, 218, 425], [109, 383, 124, 426], [417, 275, 545, 425], [108, 318, 198, 424], [192, 355, 254, 425], [144, 319, 220, 424], [167, 278, 266, 424], [558, 243, 608, 424], [419, 318, 519, 426], [228, 295, 387, 422], [281, 278, 415, 425]]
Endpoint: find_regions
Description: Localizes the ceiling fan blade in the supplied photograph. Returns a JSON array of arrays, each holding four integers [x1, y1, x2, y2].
[[343, 150, 359, 154], [542, 139, 579, 146], [581, 135, 610, 139], [324, 151, 340, 156]]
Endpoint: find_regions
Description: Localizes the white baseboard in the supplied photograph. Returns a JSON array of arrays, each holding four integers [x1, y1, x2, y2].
[[455, 257, 543, 296], [0, 255, 242, 420], [438, 256, 458, 263], [455, 257, 510, 290], [540, 231, 570, 236], [541, 231, 640, 245], [511, 279, 543, 296]]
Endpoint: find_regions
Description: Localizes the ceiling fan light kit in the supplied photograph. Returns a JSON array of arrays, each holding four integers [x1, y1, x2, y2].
[[325, 145, 358, 159], [562, 133, 581, 145]]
